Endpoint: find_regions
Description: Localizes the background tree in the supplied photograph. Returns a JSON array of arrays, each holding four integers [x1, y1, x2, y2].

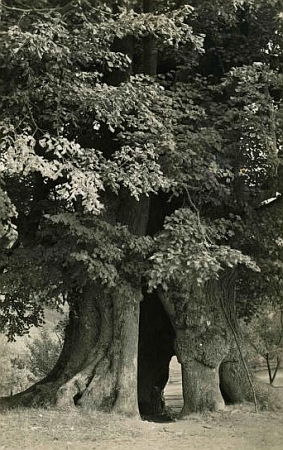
[[24, 328, 64, 382], [242, 304, 283, 385], [146, 0, 283, 413], [0, 335, 31, 396]]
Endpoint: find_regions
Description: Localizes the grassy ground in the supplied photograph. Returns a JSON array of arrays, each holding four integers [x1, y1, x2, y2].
[[1, 405, 283, 450], [1, 357, 283, 450]]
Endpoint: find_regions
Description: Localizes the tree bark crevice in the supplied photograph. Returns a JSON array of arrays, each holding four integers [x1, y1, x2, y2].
[[158, 273, 236, 414]]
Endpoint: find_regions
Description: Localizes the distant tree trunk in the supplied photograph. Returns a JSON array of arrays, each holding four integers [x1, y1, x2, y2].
[[265, 354, 281, 385], [143, 0, 157, 76], [138, 291, 175, 416], [271, 356, 281, 385], [159, 272, 235, 415]]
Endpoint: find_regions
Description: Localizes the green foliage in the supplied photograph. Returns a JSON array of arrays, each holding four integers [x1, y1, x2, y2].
[[23, 328, 63, 381], [44, 213, 153, 289], [236, 201, 283, 319], [0, 323, 64, 395], [242, 304, 283, 383], [98, 5, 204, 48], [0, 335, 31, 395], [148, 208, 259, 290], [0, 179, 18, 249], [0, 293, 45, 342]]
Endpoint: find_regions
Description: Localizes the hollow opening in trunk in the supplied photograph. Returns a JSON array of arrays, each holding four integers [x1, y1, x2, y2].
[[73, 392, 82, 405], [138, 291, 175, 419], [164, 356, 183, 415]]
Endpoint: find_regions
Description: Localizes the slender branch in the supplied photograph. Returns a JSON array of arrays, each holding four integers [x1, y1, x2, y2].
[[184, 187, 213, 245], [276, 307, 283, 346], [184, 186, 200, 217], [247, 339, 262, 356], [2, 0, 115, 16], [1, 1, 60, 13]]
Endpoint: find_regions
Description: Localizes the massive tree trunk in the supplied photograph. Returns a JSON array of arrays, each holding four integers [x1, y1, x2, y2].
[[0, 187, 150, 414], [138, 291, 175, 417], [0, 284, 141, 415], [66, 285, 141, 415], [0, 0, 167, 417], [159, 271, 236, 415]]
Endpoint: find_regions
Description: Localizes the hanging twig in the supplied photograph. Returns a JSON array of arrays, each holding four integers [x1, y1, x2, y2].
[[1, 1, 60, 13], [1, 0, 115, 16], [184, 186, 213, 245]]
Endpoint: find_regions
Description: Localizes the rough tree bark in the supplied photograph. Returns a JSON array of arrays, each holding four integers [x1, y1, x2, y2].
[[220, 342, 283, 411], [0, 286, 138, 414], [158, 271, 236, 415], [219, 342, 253, 404]]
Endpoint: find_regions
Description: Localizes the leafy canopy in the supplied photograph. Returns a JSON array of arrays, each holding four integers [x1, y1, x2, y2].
[[0, 0, 283, 337]]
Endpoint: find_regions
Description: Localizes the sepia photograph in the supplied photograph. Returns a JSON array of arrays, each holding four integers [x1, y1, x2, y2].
[[0, 0, 283, 449]]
